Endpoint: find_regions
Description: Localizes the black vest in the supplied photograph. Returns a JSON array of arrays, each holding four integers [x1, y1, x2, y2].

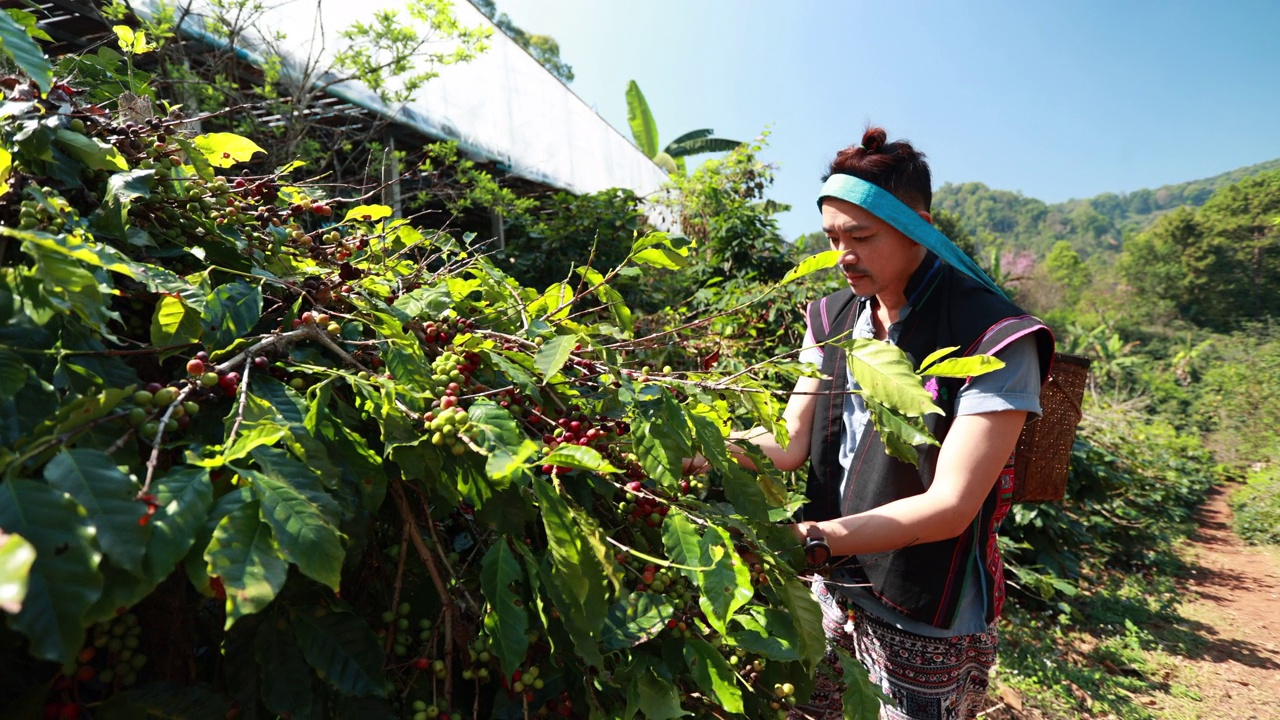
[[805, 255, 1054, 628]]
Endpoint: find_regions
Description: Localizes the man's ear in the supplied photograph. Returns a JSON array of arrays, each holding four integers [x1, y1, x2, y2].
[[917, 210, 933, 225]]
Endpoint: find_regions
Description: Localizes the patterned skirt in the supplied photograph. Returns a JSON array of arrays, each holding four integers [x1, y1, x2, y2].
[[789, 579, 998, 720]]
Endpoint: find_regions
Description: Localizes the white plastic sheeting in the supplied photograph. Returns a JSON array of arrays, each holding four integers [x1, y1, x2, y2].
[[132, 0, 669, 197]]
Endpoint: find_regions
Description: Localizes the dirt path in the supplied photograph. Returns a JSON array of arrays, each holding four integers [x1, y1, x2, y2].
[[1153, 483, 1280, 719]]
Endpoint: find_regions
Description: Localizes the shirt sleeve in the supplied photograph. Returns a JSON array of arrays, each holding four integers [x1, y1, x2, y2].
[[953, 334, 1043, 418], [798, 326, 823, 367]]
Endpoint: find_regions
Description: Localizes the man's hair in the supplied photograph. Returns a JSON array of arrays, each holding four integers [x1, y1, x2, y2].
[[823, 126, 933, 212]]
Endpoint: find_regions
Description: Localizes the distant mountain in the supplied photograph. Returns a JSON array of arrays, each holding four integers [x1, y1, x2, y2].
[[933, 157, 1280, 258]]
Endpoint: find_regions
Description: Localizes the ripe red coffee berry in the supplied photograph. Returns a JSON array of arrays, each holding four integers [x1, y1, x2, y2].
[[186, 358, 205, 375]]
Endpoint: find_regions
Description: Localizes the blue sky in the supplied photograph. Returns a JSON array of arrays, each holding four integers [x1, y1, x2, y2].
[[493, 0, 1280, 241]]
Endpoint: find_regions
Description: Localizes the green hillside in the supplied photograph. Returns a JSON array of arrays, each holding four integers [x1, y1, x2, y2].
[[934, 157, 1280, 258]]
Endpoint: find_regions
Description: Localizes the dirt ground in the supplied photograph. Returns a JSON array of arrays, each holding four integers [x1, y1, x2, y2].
[[1146, 483, 1280, 719], [982, 483, 1280, 720]]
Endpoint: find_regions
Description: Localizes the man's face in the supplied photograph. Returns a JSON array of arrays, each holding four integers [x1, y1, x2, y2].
[[821, 198, 926, 300]]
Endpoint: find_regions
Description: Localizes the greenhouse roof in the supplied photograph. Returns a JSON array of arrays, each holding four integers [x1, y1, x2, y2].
[[119, 0, 669, 197]]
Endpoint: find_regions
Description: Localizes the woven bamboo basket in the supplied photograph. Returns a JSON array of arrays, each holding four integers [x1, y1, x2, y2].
[[1012, 353, 1091, 502]]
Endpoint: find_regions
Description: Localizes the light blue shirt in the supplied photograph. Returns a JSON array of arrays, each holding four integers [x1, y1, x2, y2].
[[800, 300, 1042, 637]]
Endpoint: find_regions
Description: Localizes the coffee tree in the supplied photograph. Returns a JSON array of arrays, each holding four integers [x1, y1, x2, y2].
[[0, 20, 979, 720]]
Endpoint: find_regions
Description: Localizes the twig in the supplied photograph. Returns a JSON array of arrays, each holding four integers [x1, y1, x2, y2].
[[384, 530, 411, 656], [139, 384, 195, 496], [224, 356, 253, 447], [391, 482, 463, 705]]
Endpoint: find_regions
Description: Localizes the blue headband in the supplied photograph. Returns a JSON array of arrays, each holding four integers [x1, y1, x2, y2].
[[817, 174, 1006, 298]]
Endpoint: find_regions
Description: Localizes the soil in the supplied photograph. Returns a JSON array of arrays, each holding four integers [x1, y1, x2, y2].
[[1147, 482, 1280, 719], [982, 483, 1280, 720]]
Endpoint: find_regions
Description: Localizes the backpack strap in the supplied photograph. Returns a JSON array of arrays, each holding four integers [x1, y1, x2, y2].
[[806, 289, 858, 345], [965, 315, 1055, 386]]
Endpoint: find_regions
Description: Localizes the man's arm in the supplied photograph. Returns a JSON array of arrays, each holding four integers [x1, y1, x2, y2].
[[794, 409, 1026, 554], [686, 375, 821, 473]]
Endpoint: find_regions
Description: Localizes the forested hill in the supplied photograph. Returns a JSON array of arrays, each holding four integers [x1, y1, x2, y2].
[[933, 157, 1280, 258]]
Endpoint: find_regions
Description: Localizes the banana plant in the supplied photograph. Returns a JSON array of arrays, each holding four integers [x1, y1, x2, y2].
[[626, 80, 742, 174]]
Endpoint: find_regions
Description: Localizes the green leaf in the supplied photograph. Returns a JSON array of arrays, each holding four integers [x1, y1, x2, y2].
[[292, 605, 388, 697], [466, 398, 533, 485], [728, 611, 802, 661], [632, 246, 688, 270], [837, 647, 890, 720], [144, 467, 213, 582], [782, 250, 844, 284], [6, 224, 144, 278], [688, 413, 731, 471], [636, 668, 687, 720], [256, 615, 316, 717], [342, 204, 393, 223], [696, 525, 752, 635], [625, 80, 659, 158], [842, 338, 941, 418], [150, 294, 204, 351], [601, 592, 673, 651], [55, 128, 129, 171], [0, 530, 36, 614], [917, 345, 960, 372], [204, 499, 287, 628], [774, 576, 827, 672], [661, 514, 703, 582], [43, 449, 149, 575], [0, 10, 53, 93], [534, 334, 576, 381], [192, 132, 266, 168], [111, 682, 234, 720], [0, 348, 28, 396], [923, 354, 1005, 379], [0, 480, 103, 664], [201, 282, 262, 350], [221, 394, 289, 463], [683, 638, 743, 713], [542, 444, 620, 473], [479, 542, 529, 678], [98, 168, 156, 239], [533, 477, 606, 626], [720, 465, 773, 521], [240, 448, 345, 591], [865, 399, 937, 466]]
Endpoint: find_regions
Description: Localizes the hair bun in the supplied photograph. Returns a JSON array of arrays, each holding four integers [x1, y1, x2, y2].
[[860, 127, 888, 154]]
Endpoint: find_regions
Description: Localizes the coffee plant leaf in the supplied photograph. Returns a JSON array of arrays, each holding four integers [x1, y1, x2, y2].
[[0, 10, 52, 92], [149, 294, 204, 352], [0, 348, 29, 396], [782, 249, 843, 285], [837, 646, 892, 720], [143, 467, 213, 582], [916, 345, 960, 372], [0, 530, 36, 615], [204, 499, 287, 628], [42, 448, 149, 576], [240, 449, 345, 591], [112, 681, 235, 720], [728, 610, 802, 661], [532, 477, 608, 630], [683, 637, 744, 713], [923, 354, 1005, 379], [720, 464, 772, 522], [866, 398, 937, 466], [479, 541, 529, 678], [842, 337, 942, 418], [542, 444, 619, 473], [695, 525, 753, 635], [200, 281, 262, 350], [0, 479, 103, 664], [773, 575, 827, 671], [661, 514, 703, 582], [192, 132, 266, 168], [55, 128, 128, 171], [341, 203, 392, 224], [633, 667, 688, 720], [533, 333, 576, 380], [256, 612, 317, 716], [602, 591, 673, 651], [291, 604, 387, 697]]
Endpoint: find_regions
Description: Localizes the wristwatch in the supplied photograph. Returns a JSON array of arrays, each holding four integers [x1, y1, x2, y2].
[[802, 524, 831, 568]]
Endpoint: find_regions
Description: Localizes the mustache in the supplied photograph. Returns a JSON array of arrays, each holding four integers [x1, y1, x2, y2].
[[840, 265, 869, 276]]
